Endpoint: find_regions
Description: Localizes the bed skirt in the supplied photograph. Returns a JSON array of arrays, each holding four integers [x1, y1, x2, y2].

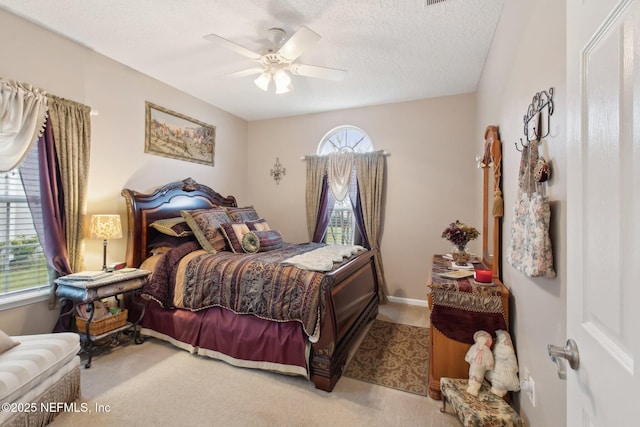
[[139, 300, 310, 378]]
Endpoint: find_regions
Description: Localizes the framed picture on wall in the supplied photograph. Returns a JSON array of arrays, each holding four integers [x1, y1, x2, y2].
[[144, 101, 216, 166]]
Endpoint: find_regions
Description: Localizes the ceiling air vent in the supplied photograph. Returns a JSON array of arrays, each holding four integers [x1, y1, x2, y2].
[[424, 0, 448, 5]]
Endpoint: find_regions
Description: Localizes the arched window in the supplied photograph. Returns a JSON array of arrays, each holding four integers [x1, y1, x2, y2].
[[317, 126, 374, 245], [317, 125, 374, 155]]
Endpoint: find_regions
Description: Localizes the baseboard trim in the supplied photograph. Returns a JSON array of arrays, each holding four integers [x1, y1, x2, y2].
[[386, 295, 428, 307]]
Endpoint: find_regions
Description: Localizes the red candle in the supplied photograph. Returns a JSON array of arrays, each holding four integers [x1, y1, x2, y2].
[[474, 269, 493, 283]]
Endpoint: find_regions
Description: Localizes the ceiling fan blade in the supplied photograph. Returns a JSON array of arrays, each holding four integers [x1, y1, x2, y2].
[[203, 33, 262, 61], [288, 63, 347, 81], [222, 67, 265, 78], [277, 26, 321, 62]]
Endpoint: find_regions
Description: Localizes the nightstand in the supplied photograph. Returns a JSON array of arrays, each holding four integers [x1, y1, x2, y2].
[[55, 268, 150, 368]]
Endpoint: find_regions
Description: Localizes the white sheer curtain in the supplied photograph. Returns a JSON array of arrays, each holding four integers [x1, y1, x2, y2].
[[328, 152, 353, 201], [0, 79, 48, 172]]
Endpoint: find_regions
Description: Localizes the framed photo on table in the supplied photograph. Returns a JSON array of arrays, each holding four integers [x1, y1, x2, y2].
[[144, 101, 216, 166]]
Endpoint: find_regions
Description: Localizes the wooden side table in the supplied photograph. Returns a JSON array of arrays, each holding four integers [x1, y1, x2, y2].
[[427, 255, 509, 400], [55, 268, 150, 368]]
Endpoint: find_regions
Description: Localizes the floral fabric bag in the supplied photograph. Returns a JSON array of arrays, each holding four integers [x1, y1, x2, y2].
[[506, 140, 555, 278]]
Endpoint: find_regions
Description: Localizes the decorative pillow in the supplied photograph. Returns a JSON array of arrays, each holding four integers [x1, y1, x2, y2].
[[241, 232, 260, 253], [149, 217, 193, 237], [0, 330, 20, 354], [181, 208, 232, 253], [225, 206, 260, 223], [219, 222, 251, 253], [149, 246, 172, 257], [246, 218, 271, 231], [147, 233, 196, 251], [241, 230, 284, 253], [140, 253, 163, 272]]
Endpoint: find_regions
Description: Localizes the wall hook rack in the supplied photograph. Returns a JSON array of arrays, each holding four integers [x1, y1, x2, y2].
[[515, 87, 555, 151]]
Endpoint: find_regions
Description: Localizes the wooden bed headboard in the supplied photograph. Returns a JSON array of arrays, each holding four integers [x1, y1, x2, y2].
[[121, 177, 237, 267]]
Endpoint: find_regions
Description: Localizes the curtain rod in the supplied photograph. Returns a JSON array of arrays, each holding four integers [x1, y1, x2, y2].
[[300, 151, 390, 160], [2, 78, 99, 116]]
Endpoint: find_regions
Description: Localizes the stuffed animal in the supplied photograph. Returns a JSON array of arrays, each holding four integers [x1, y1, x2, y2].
[[485, 329, 520, 397], [464, 330, 494, 396]]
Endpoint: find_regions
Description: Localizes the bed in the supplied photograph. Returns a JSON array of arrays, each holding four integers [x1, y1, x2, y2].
[[121, 177, 379, 391]]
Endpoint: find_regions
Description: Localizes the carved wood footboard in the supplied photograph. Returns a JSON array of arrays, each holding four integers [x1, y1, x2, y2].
[[311, 249, 379, 391]]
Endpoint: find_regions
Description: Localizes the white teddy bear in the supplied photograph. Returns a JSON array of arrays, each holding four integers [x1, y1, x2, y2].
[[464, 330, 494, 396], [485, 329, 521, 397]]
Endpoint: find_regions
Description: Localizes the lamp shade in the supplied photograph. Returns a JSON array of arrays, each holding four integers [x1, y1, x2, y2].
[[254, 72, 271, 91], [89, 215, 122, 240], [274, 70, 291, 94]]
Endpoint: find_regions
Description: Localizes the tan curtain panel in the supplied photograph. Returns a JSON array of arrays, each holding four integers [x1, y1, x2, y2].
[[0, 79, 48, 172], [46, 95, 91, 293], [354, 150, 387, 302], [305, 155, 328, 241]]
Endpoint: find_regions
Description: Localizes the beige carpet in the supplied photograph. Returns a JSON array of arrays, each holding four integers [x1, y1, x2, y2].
[[343, 319, 430, 396], [49, 303, 461, 427]]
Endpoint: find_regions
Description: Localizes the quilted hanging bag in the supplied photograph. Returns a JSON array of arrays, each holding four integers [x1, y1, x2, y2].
[[506, 140, 555, 278]]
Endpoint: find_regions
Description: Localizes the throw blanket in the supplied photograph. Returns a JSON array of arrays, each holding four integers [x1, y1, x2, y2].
[[143, 242, 336, 339], [281, 244, 365, 271]]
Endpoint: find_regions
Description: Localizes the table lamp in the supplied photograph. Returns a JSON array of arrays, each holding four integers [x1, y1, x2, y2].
[[89, 214, 123, 271]]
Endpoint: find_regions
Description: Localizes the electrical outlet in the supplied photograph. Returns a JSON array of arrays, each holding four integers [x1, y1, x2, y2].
[[527, 375, 536, 407], [520, 368, 536, 407]]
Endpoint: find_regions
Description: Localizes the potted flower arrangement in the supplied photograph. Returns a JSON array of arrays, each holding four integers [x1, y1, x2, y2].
[[441, 220, 480, 264]]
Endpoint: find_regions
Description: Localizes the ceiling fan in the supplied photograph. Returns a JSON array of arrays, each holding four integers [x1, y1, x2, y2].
[[204, 26, 347, 94]]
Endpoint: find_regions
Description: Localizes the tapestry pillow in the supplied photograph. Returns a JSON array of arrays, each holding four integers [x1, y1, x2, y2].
[[246, 218, 271, 231], [241, 229, 284, 253], [224, 206, 260, 223], [181, 208, 232, 253], [149, 217, 193, 237], [148, 246, 172, 257], [0, 330, 20, 354], [147, 233, 197, 257], [219, 222, 251, 253], [140, 253, 163, 272]]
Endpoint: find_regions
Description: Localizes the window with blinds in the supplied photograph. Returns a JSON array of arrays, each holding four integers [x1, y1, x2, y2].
[[0, 156, 48, 297]]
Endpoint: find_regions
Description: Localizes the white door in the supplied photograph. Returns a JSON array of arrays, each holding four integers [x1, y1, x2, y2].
[[566, 0, 640, 425]]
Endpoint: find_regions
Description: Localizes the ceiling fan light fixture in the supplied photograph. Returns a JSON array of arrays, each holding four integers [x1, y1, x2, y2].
[[275, 84, 290, 95], [206, 26, 347, 93], [254, 72, 271, 91], [274, 69, 292, 94]]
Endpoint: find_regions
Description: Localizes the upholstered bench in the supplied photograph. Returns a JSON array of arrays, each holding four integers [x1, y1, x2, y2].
[[0, 331, 81, 427], [440, 377, 523, 427]]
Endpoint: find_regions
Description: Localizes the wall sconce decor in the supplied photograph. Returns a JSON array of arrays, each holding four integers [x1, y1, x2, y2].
[[270, 157, 286, 184]]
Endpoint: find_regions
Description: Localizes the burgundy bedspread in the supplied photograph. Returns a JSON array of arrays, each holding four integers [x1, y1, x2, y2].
[[143, 242, 329, 338]]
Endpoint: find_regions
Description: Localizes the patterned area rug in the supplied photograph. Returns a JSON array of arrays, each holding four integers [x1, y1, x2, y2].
[[343, 319, 430, 396]]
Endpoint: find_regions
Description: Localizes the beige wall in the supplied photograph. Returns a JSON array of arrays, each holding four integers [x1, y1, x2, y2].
[[477, 1, 567, 426], [0, 9, 248, 334], [247, 95, 478, 302]]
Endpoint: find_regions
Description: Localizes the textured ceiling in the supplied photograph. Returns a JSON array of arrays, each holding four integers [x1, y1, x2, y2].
[[0, 0, 504, 121]]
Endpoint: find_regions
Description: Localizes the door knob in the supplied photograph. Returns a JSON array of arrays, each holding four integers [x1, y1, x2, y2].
[[547, 339, 579, 379]]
